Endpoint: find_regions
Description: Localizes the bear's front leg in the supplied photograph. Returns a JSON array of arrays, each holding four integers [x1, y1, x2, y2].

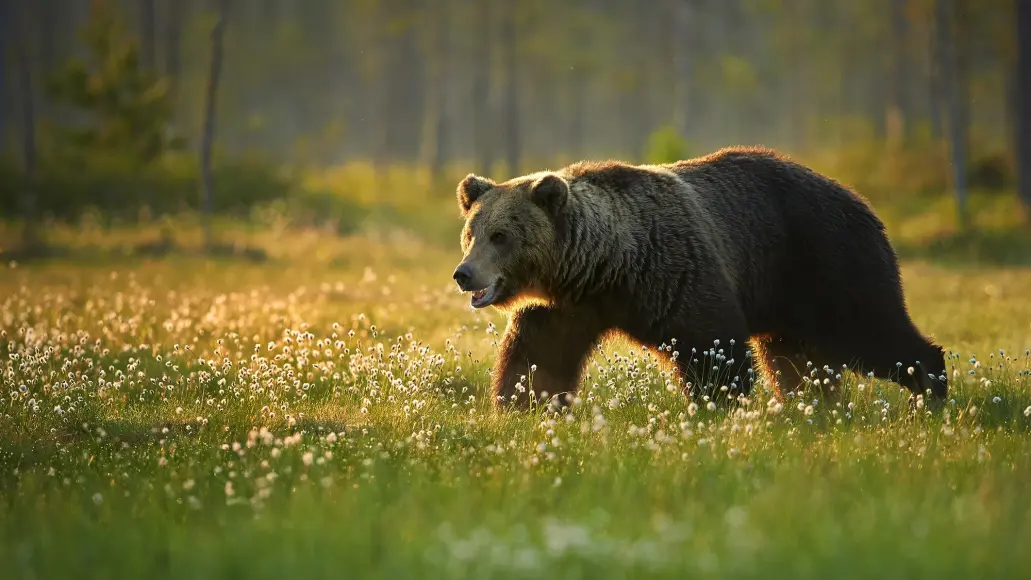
[[492, 305, 607, 410]]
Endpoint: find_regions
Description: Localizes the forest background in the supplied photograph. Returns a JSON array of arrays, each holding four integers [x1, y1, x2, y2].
[[1, 0, 1030, 262]]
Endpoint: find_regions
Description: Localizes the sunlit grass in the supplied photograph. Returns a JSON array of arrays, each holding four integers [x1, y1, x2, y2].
[[2, 221, 1031, 579]]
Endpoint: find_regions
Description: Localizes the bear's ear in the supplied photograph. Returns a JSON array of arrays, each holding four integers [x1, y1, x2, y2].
[[530, 173, 569, 216], [457, 174, 496, 215]]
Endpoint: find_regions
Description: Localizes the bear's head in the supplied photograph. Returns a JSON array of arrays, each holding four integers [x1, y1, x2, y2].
[[452, 171, 569, 309]]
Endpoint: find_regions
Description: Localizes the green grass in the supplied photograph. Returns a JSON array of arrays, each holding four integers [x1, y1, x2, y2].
[[3, 219, 1031, 579]]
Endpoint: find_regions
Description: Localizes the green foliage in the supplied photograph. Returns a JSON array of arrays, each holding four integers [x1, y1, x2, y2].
[[643, 126, 692, 164], [718, 54, 760, 94], [804, 137, 1017, 203], [0, 150, 293, 222], [45, 0, 182, 169], [0, 149, 467, 246], [257, 188, 374, 236], [968, 151, 1015, 192]]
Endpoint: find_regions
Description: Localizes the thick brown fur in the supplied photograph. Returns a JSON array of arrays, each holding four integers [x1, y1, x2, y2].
[[452, 146, 948, 409]]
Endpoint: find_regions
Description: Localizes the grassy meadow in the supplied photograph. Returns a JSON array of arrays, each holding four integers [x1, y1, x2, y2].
[[3, 184, 1031, 579]]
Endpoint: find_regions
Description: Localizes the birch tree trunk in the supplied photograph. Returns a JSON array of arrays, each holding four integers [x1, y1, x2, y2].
[[471, 0, 495, 176], [1017, 0, 1031, 218], [499, 1, 520, 177], [16, 0, 38, 248], [200, 0, 229, 250], [935, 0, 969, 230], [140, 0, 156, 71]]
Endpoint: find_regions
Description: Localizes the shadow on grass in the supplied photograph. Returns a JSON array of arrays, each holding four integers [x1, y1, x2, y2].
[[895, 227, 1031, 269], [134, 236, 270, 263], [0, 236, 270, 265], [0, 240, 75, 263]]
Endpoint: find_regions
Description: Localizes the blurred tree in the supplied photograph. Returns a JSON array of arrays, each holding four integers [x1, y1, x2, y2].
[[419, 0, 452, 182], [559, 0, 613, 161], [162, 0, 183, 100], [935, 0, 969, 229], [384, 4, 423, 165], [917, 0, 945, 140], [31, 0, 58, 125], [15, 0, 38, 247], [670, 0, 697, 140], [200, 0, 229, 250], [347, 0, 389, 167], [644, 125, 691, 164], [2, 0, 1023, 209], [1018, 0, 1031, 217], [860, 2, 889, 141], [499, 0, 520, 176], [470, 0, 495, 176], [140, 0, 156, 71], [0, 0, 9, 154], [954, 0, 972, 157], [889, 0, 913, 146], [46, 0, 182, 169]]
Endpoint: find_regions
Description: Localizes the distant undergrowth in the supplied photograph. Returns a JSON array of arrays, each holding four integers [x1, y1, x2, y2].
[[2, 131, 1028, 261]]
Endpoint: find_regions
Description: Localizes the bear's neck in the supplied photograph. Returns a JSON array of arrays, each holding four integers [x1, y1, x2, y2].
[[546, 191, 634, 304]]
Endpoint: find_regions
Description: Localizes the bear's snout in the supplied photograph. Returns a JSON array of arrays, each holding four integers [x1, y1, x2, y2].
[[453, 263, 475, 290]]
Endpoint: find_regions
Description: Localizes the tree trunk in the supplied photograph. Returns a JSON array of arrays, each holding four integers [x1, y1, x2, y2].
[[888, 0, 911, 147], [24, 0, 54, 126], [430, 86, 451, 182], [137, 0, 159, 219], [1017, 0, 1031, 217], [16, 0, 38, 248], [200, 0, 229, 250], [927, 3, 943, 141], [163, 0, 182, 95], [362, 3, 388, 169], [954, 0, 971, 167], [567, 69, 587, 161], [471, 0, 495, 176], [670, 0, 695, 139], [500, 1, 520, 177], [0, 0, 9, 154], [419, 0, 450, 182], [140, 0, 156, 71], [936, 0, 969, 230]]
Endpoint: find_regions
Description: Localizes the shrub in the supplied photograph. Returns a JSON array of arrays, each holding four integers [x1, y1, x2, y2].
[[643, 126, 691, 164], [0, 150, 294, 223], [968, 151, 1013, 192]]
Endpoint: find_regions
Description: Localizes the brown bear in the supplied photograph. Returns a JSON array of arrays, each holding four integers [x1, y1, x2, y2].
[[452, 146, 948, 409]]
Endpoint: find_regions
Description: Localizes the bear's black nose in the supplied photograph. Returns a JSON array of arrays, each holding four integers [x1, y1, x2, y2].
[[453, 264, 473, 289]]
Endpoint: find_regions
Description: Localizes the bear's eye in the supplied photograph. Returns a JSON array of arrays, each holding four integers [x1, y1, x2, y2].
[[490, 232, 507, 245]]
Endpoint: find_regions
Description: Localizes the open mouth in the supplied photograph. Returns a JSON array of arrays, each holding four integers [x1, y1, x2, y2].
[[470, 279, 501, 308]]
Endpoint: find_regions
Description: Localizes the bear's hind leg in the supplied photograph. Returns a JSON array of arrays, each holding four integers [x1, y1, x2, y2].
[[493, 305, 609, 410], [752, 335, 809, 399], [816, 246, 949, 400], [841, 332, 946, 401], [801, 327, 948, 402]]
